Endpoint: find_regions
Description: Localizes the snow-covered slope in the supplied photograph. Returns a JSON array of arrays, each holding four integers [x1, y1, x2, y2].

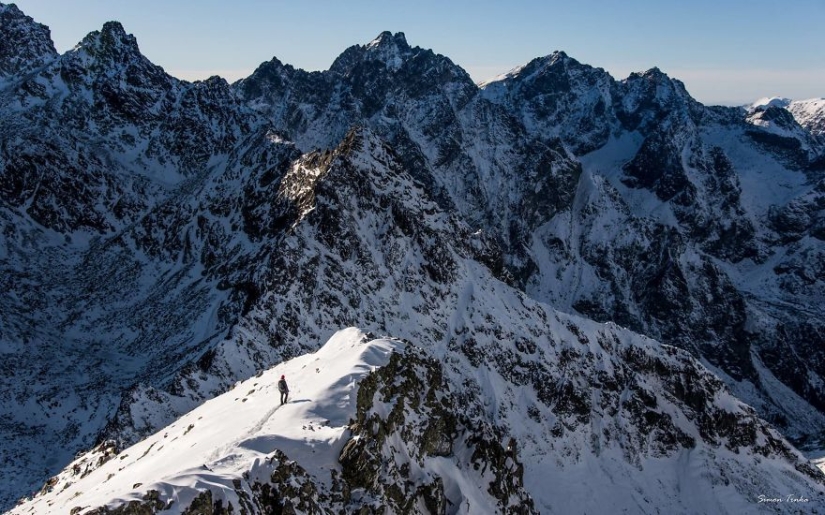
[[787, 98, 825, 139], [12, 316, 825, 515], [754, 96, 825, 136], [2, 3, 825, 512], [8, 327, 532, 514], [10, 330, 413, 513]]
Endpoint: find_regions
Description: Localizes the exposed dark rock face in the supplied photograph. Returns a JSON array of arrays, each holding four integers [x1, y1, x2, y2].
[[622, 129, 693, 202], [340, 347, 536, 514], [0, 3, 57, 78]]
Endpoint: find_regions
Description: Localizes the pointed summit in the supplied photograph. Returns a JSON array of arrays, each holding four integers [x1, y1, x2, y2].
[[528, 50, 585, 75], [622, 65, 695, 107], [548, 50, 570, 63], [0, 2, 58, 77], [73, 20, 143, 65], [330, 31, 416, 75], [100, 20, 130, 41], [58, 18, 172, 93], [366, 31, 410, 51], [480, 50, 591, 88], [636, 66, 667, 80], [360, 31, 412, 71]]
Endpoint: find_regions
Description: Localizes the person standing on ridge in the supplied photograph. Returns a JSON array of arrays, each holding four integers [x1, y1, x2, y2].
[[278, 375, 289, 405]]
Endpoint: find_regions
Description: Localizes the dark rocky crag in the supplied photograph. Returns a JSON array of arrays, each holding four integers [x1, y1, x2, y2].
[[0, 3, 57, 78]]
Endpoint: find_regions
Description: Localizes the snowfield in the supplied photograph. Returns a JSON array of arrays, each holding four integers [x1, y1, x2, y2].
[[10, 329, 402, 515]]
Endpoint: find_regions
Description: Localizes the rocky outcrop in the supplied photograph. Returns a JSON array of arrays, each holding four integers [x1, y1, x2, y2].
[[0, 3, 57, 79], [340, 347, 536, 514]]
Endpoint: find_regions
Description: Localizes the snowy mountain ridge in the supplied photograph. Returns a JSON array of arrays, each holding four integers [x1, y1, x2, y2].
[[12, 331, 419, 514], [1, 3, 825, 513], [233, 21, 825, 444], [787, 98, 825, 143], [10, 313, 824, 514]]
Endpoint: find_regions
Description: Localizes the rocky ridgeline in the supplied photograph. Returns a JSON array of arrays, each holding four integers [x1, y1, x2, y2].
[[1, 2, 825, 511], [235, 29, 825, 444], [24, 333, 825, 514], [26, 342, 536, 514], [339, 347, 535, 514]]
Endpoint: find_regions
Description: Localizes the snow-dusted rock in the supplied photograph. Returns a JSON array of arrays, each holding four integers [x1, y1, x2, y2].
[[2, 2, 825, 512], [9, 329, 536, 514], [240, 26, 825, 447], [0, 3, 57, 80], [12, 324, 825, 514]]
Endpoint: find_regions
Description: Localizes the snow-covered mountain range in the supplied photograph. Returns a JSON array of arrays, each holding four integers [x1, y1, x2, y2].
[[2, 3, 825, 513]]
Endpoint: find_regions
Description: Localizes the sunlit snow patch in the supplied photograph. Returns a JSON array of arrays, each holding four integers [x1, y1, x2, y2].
[[13, 328, 403, 515], [812, 452, 825, 476]]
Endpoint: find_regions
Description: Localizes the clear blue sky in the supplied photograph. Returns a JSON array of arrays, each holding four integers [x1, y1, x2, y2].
[[9, 0, 825, 106]]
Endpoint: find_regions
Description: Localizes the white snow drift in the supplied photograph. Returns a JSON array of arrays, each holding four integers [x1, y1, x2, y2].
[[10, 328, 402, 515]]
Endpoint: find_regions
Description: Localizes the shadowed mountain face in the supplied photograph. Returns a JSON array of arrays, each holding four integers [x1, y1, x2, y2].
[[0, 3, 57, 78], [1, 5, 824, 512], [234, 31, 825, 437]]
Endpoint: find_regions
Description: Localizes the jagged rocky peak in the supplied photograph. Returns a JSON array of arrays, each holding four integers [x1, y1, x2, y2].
[[53, 20, 171, 108], [320, 31, 420, 76], [73, 21, 144, 64], [366, 30, 411, 52], [55, 19, 174, 122], [491, 50, 614, 101], [621, 66, 694, 107], [520, 50, 584, 76], [183, 74, 238, 103], [482, 50, 611, 90], [241, 56, 294, 87], [623, 66, 686, 97], [479, 49, 618, 155], [617, 65, 702, 132], [233, 55, 316, 109], [358, 31, 415, 71], [330, 30, 473, 88], [0, 2, 58, 77], [330, 31, 411, 74], [236, 30, 477, 151], [546, 49, 570, 63], [195, 74, 229, 88]]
